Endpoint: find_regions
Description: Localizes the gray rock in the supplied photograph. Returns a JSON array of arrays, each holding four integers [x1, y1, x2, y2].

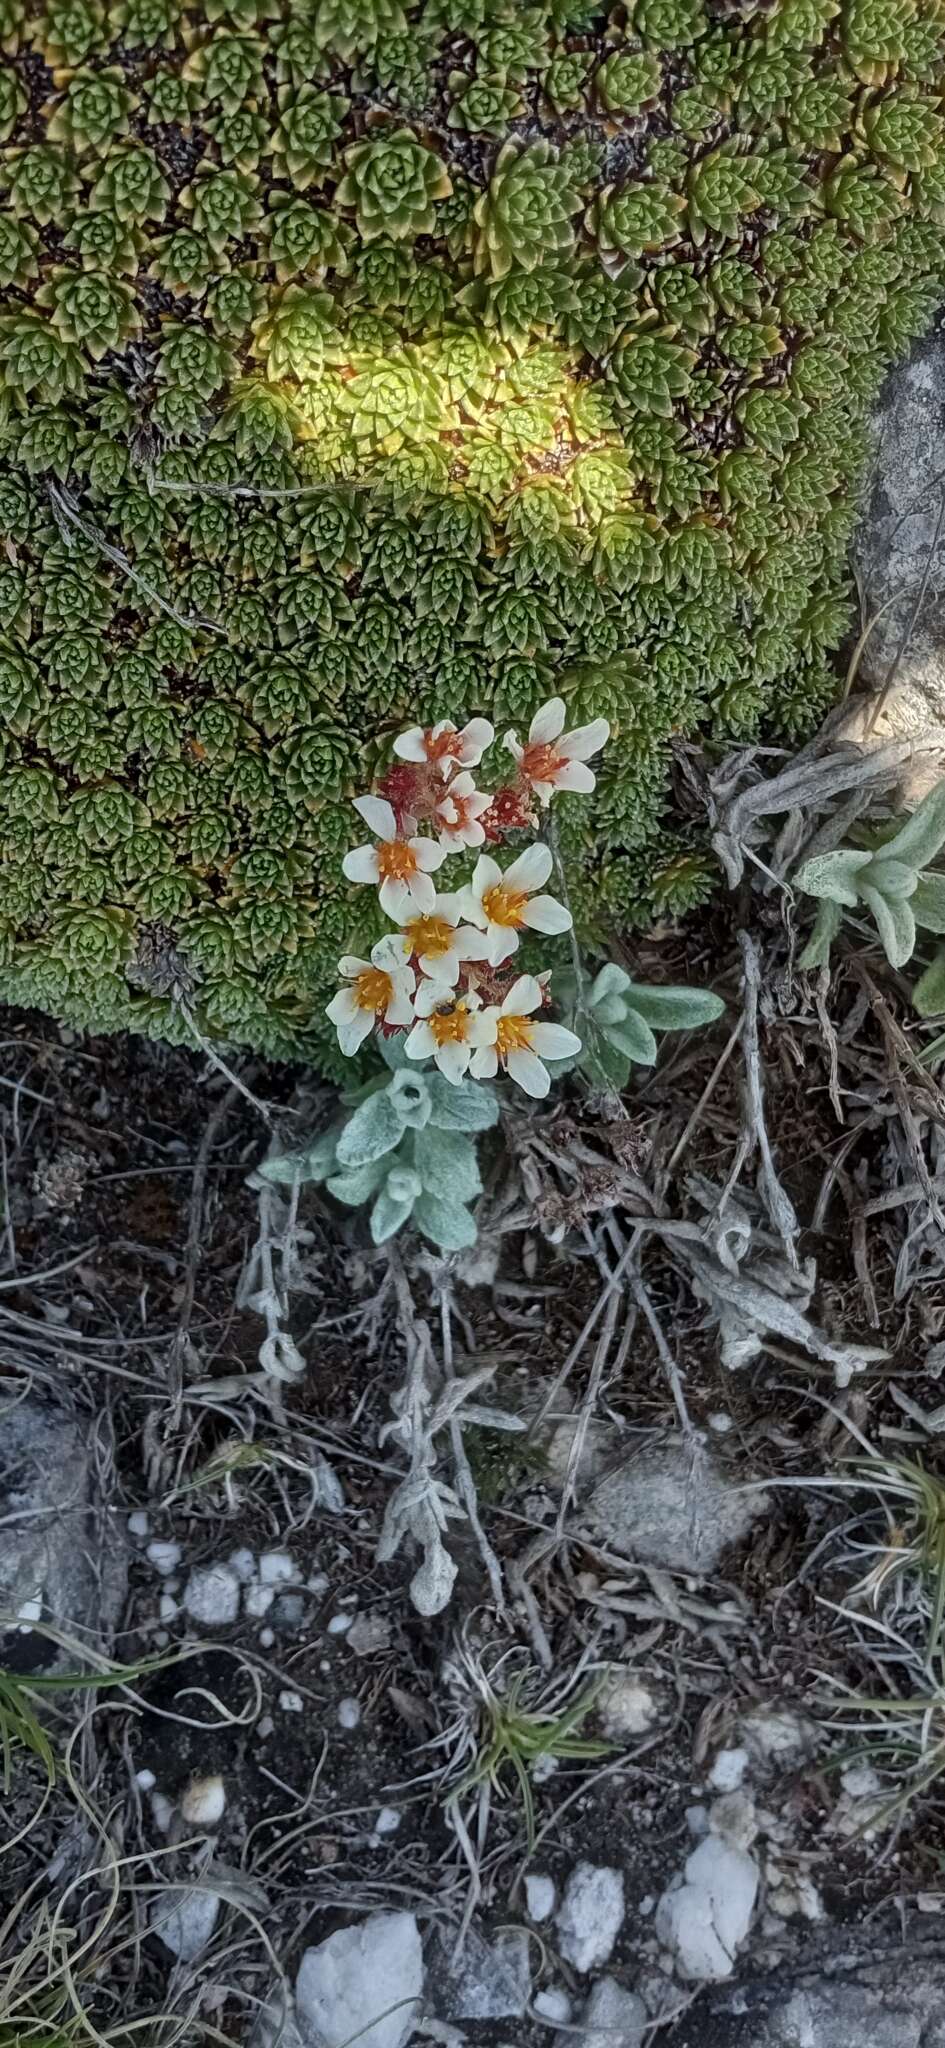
[[556, 1863, 625, 1975], [706, 1964, 945, 2047], [295, 1911, 422, 2048], [183, 1563, 241, 1627], [435, 1927, 531, 2020], [0, 1396, 125, 1666], [150, 1887, 220, 1961], [582, 1976, 647, 2048], [584, 1437, 767, 1576], [854, 332, 945, 705]]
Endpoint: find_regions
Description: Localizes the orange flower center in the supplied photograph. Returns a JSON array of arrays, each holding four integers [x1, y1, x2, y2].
[[482, 883, 528, 930], [354, 967, 392, 1014], [405, 914, 454, 957], [427, 727, 462, 763], [522, 741, 564, 782], [378, 839, 418, 882], [496, 1014, 534, 1056], [430, 1001, 471, 1047]]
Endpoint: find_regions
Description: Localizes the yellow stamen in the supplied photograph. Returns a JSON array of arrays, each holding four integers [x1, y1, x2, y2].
[[354, 967, 392, 1013], [405, 914, 454, 957], [496, 1014, 534, 1055], [430, 1001, 471, 1047], [378, 839, 418, 882], [522, 741, 564, 782], [482, 883, 528, 930]]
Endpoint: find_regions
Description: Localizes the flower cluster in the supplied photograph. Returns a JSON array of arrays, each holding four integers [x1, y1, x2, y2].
[[328, 699, 609, 1098]]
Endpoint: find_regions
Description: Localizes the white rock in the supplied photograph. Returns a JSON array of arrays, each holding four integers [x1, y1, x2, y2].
[[656, 1836, 759, 1982], [128, 1511, 150, 1540], [135, 1768, 156, 1791], [147, 1540, 181, 1576], [279, 1690, 303, 1713], [584, 1439, 770, 1576], [437, 1928, 531, 2021], [259, 1551, 298, 1585], [338, 1697, 361, 1730], [229, 1547, 256, 1583], [598, 1670, 659, 1739], [525, 1873, 556, 1923], [841, 1762, 882, 1798], [307, 1572, 329, 1595], [159, 1594, 179, 1624], [259, 1627, 275, 1649], [767, 1871, 824, 1923], [556, 1863, 625, 1975], [295, 1911, 422, 2048], [150, 1790, 174, 1834], [16, 1595, 41, 1631], [328, 1612, 353, 1635], [709, 1747, 748, 1793], [374, 1807, 401, 1836], [709, 1790, 759, 1853], [151, 1887, 220, 1960], [534, 1988, 572, 2023], [180, 1774, 226, 1828], [739, 1708, 816, 1774], [581, 1975, 647, 2048], [707, 1413, 733, 1434], [245, 1582, 275, 1618], [183, 1563, 240, 1627]]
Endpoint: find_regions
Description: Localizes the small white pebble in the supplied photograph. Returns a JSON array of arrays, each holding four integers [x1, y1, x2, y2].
[[258, 1627, 275, 1649], [244, 1582, 275, 1618], [147, 1541, 181, 1576], [259, 1551, 298, 1585], [150, 1790, 174, 1834], [159, 1594, 179, 1624], [152, 1629, 170, 1648], [328, 1613, 353, 1636], [16, 1596, 42, 1633], [228, 1547, 256, 1584], [257, 1714, 274, 1739], [306, 1572, 329, 1595], [531, 1753, 558, 1784], [319, 1658, 331, 1673], [639, 1894, 655, 1917], [525, 1874, 556, 1923], [710, 1747, 749, 1793], [180, 1775, 226, 1829], [686, 1804, 710, 1837], [374, 1807, 400, 1835], [135, 1768, 156, 1791], [534, 1989, 572, 2023], [183, 1563, 240, 1628], [338, 1698, 361, 1730], [128, 1511, 150, 1540], [279, 1690, 303, 1713], [708, 1412, 733, 1434]]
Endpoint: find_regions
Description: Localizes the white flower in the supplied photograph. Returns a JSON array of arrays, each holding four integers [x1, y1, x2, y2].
[[393, 717, 494, 776], [459, 843, 572, 966], [434, 771, 492, 850], [470, 975, 581, 1098], [404, 982, 483, 1085], [504, 696, 610, 807], [325, 934, 415, 1056], [397, 893, 492, 986], [342, 794, 446, 920]]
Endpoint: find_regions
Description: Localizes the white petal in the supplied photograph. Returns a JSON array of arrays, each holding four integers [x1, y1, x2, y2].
[[372, 932, 411, 970], [466, 790, 493, 817], [436, 1039, 472, 1084], [460, 822, 486, 847], [379, 876, 412, 920], [470, 853, 501, 900], [528, 697, 565, 746], [460, 717, 494, 757], [336, 1012, 376, 1055], [521, 894, 572, 935], [449, 770, 476, 798], [530, 779, 557, 807], [385, 988, 415, 1028], [558, 717, 610, 761], [419, 949, 460, 986], [502, 974, 542, 1016], [433, 892, 464, 925], [469, 1045, 498, 1078], [469, 1007, 499, 1046], [413, 836, 448, 873], [405, 1020, 436, 1059], [489, 924, 520, 965], [392, 728, 427, 762], [406, 869, 437, 913], [413, 978, 447, 1016], [506, 1047, 551, 1097], [326, 987, 361, 1026], [504, 841, 552, 892], [353, 794, 397, 839], [504, 732, 523, 763], [529, 1022, 582, 1059], [343, 845, 381, 885], [454, 927, 493, 961], [337, 955, 369, 978], [550, 760, 596, 794], [455, 884, 485, 927]]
